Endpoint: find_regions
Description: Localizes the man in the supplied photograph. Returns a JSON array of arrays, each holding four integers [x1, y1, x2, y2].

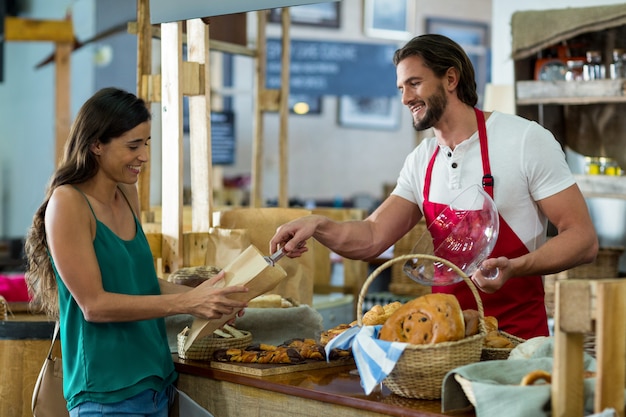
[[269, 34, 598, 339]]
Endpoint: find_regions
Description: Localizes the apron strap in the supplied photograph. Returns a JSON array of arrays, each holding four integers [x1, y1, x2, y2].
[[474, 107, 494, 198]]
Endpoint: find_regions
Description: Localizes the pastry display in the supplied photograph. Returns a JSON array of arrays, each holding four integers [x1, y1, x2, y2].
[[378, 293, 465, 344], [213, 338, 329, 364], [214, 345, 305, 364]]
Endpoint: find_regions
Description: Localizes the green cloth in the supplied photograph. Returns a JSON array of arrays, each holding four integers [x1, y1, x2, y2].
[[442, 337, 623, 417], [54, 188, 177, 410]]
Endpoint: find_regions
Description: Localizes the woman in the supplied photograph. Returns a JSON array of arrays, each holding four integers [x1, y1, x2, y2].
[[25, 87, 248, 416]]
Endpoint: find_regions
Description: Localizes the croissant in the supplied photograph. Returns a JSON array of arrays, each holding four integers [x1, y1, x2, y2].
[[213, 347, 304, 364], [281, 338, 326, 360]]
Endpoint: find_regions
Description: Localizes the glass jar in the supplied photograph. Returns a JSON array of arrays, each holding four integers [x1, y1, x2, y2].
[[566, 59, 585, 81], [585, 156, 601, 175], [604, 158, 622, 176]]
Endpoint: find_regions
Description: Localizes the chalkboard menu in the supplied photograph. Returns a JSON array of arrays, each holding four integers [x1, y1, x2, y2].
[[183, 96, 235, 165], [266, 38, 398, 97], [211, 111, 235, 165]]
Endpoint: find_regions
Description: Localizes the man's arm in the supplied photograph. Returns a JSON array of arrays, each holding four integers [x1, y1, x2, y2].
[[478, 184, 598, 292], [271, 195, 423, 260]]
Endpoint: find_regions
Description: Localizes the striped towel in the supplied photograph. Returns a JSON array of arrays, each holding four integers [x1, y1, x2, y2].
[[325, 325, 407, 395]]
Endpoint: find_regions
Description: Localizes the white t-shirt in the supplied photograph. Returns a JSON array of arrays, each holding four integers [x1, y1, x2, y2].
[[392, 111, 575, 252]]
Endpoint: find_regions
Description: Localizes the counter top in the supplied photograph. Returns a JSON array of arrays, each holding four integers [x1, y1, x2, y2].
[[173, 355, 475, 417]]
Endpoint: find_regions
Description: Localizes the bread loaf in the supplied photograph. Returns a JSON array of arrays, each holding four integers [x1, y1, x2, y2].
[[462, 309, 480, 337], [168, 265, 221, 287], [378, 293, 465, 345]]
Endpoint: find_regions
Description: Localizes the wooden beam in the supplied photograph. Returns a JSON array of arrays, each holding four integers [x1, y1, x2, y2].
[[136, 0, 154, 223], [140, 74, 161, 103], [258, 89, 280, 112], [127, 21, 256, 57], [182, 61, 205, 95], [160, 21, 184, 273], [251, 10, 267, 208], [187, 18, 212, 232], [277, 8, 290, 208], [4, 16, 74, 42], [594, 280, 626, 416], [54, 42, 72, 165]]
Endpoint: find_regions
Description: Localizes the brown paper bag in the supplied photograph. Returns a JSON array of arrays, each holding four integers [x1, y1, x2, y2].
[[204, 227, 251, 268], [214, 208, 314, 305], [183, 244, 287, 351]]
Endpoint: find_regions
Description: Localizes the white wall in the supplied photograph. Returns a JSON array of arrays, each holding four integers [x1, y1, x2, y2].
[[0, 0, 95, 238]]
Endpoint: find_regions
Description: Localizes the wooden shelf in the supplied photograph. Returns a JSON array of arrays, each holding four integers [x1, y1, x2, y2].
[[575, 174, 626, 199], [516, 79, 626, 105]]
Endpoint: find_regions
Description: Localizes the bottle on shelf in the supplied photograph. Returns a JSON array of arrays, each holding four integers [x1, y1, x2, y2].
[[583, 50, 605, 80], [609, 48, 626, 79]]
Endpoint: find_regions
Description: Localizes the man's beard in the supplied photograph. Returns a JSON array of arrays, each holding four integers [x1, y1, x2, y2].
[[412, 84, 447, 131]]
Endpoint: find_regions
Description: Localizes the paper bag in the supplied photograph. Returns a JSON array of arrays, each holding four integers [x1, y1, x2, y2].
[[204, 227, 251, 268], [183, 244, 287, 351]]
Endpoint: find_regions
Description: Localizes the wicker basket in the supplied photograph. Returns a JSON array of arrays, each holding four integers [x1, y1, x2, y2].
[[566, 247, 624, 279], [357, 254, 486, 400], [480, 331, 525, 361], [177, 328, 252, 361], [0, 295, 7, 320]]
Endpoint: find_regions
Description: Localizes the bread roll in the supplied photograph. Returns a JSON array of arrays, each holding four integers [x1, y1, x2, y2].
[[484, 315, 499, 333], [462, 309, 480, 337], [378, 293, 465, 345], [520, 370, 551, 385], [362, 301, 403, 325]]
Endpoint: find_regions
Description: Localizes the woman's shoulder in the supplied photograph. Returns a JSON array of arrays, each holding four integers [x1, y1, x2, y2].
[[50, 184, 83, 204], [47, 185, 93, 223]]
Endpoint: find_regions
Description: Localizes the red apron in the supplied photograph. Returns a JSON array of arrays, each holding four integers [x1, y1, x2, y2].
[[425, 108, 548, 339]]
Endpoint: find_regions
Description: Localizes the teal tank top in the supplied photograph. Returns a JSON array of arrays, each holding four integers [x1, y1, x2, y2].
[[52, 187, 176, 410]]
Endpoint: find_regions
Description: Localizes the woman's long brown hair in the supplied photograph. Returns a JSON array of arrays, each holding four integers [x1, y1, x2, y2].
[[24, 88, 150, 318]]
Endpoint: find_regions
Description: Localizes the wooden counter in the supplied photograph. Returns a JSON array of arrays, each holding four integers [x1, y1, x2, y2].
[[173, 356, 475, 417], [0, 313, 57, 417]]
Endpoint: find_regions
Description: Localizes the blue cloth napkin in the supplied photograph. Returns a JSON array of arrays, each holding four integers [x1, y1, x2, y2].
[[324, 325, 407, 395]]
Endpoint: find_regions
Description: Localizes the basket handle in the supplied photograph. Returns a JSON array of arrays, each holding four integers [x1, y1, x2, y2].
[[357, 253, 485, 335]]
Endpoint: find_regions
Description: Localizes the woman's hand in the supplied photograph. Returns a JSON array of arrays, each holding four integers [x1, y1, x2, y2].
[[181, 271, 248, 320]]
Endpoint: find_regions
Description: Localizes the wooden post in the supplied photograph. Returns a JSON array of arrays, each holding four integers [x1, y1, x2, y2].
[[54, 42, 72, 165], [277, 8, 290, 208], [4, 16, 74, 167], [251, 11, 267, 208], [136, 0, 154, 222], [160, 21, 184, 273], [553, 279, 626, 417], [552, 280, 589, 417], [594, 280, 626, 416], [187, 18, 213, 232]]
